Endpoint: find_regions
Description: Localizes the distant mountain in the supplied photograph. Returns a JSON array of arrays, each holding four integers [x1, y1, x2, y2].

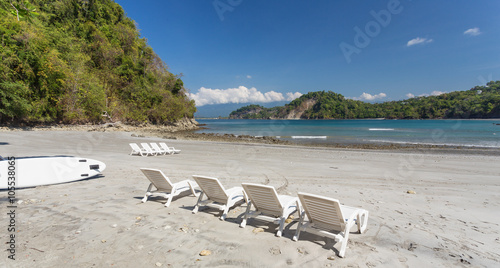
[[229, 81, 500, 119]]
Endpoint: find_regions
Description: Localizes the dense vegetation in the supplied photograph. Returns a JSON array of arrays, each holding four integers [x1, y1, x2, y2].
[[0, 0, 196, 125], [229, 81, 500, 119]]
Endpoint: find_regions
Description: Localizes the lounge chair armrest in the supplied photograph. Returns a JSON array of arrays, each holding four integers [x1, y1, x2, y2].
[[282, 196, 299, 210], [344, 208, 363, 230]]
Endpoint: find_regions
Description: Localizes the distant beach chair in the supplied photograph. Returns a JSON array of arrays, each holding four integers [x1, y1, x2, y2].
[[150, 143, 167, 155], [192, 175, 246, 221], [129, 143, 151, 157], [159, 142, 181, 154], [140, 168, 199, 207], [292, 192, 369, 258], [240, 183, 300, 237], [140, 143, 158, 156]]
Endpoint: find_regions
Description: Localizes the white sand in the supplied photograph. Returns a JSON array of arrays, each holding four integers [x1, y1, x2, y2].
[[1, 130, 499, 267]]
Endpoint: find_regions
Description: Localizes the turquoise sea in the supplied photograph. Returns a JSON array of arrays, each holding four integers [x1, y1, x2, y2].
[[196, 119, 500, 148]]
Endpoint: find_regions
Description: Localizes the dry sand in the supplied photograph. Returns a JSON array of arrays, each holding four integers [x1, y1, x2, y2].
[[1, 130, 499, 267]]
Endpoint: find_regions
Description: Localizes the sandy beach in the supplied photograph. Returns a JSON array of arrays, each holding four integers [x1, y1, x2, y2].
[[1, 130, 500, 267]]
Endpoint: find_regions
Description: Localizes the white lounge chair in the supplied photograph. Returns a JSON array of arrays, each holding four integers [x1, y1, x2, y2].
[[140, 143, 158, 156], [150, 143, 168, 155], [292, 192, 369, 258], [140, 168, 199, 207], [159, 142, 181, 154], [192, 175, 246, 221], [240, 183, 299, 237], [129, 143, 151, 157]]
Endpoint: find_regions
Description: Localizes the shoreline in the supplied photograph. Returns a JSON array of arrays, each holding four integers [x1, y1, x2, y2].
[[2, 123, 499, 156]]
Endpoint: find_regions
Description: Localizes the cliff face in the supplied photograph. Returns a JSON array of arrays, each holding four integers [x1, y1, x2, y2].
[[281, 99, 317, 119]]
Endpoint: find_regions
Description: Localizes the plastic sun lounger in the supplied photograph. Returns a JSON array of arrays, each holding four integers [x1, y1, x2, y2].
[[129, 143, 151, 157], [191, 175, 246, 221], [159, 142, 181, 154], [150, 143, 167, 155], [292, 192, 369, 258], [240, 183, 300, 237], [140, 143, 158, 156], [140, 168, 199, 207]]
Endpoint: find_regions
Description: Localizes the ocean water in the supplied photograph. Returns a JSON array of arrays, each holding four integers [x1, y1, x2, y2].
[[195, 119, 500, 148]]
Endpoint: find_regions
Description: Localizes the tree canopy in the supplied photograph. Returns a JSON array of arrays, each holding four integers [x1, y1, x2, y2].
[[0, 0, 196, 124]]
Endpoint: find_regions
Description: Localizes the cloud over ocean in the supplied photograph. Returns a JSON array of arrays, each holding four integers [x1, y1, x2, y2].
[[188, 86, 302, 106]]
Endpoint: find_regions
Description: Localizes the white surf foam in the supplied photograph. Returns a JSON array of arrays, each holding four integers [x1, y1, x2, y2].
[[291, 136, 327, 139], [369, 128, 395, 131]]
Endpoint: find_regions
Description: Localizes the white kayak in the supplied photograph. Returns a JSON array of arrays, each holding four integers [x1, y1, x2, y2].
[[0, 156, 106, 189]]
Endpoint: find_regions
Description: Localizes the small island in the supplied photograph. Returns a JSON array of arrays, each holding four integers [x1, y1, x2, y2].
[[229, 81, 500, 120]]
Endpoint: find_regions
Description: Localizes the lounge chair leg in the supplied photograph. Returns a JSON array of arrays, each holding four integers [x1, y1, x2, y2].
[[142, 184, 153, 203], [293, 211, 306, 241], [192, 193, 204, 214], [240, 202, 252, 228], [165, 195, 173, 207], [276, 217, 285, 237], [338, 231, 350, 258], [220, 205, 229, 221], [240, 218, 247, 228], [358, 210, 369, 234], [292, 228, 301, 241]]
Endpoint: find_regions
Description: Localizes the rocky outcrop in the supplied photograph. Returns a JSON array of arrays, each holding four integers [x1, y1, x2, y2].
[[0, 117, 200, 133], [171, 117, 199, 131]]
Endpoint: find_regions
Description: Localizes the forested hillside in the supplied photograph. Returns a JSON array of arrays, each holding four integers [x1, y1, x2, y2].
[[0, 0, 196, 124], [229, 81, 500, 119]]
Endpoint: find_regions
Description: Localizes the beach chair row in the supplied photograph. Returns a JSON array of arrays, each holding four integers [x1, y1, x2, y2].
[[140, 168, 369, 258], [129, 142, 180, 156]]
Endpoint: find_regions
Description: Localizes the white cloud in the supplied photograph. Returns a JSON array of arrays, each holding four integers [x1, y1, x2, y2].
[[351, 92, 387, 101], [246, 75, 252, 79], [286, 92, 303, 101], [407, 37, 433, 47], [464, 27, 481, 36], [430, 90, 445, 96], [412, 91, 447, 98], [188, 86, 302, 106]]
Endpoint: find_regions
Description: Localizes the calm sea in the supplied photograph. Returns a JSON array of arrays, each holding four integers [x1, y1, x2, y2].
[[195, 119, 500, 148]]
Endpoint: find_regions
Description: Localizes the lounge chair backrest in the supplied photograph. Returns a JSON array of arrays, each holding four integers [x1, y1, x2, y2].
[[298, 192, 346, 231], [130, 143, 141, 151], [150, 143, 163, 152], [242, 183, 283, 215], [159, 142, 168, 147], [141, 143, 153, 151], [159, 142, 172, 150], [193, 175, 228, 204], [140, 168, 174, 191]]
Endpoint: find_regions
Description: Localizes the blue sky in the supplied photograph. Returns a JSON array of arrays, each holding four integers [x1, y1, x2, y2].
[[115, 0, 500, 116]]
